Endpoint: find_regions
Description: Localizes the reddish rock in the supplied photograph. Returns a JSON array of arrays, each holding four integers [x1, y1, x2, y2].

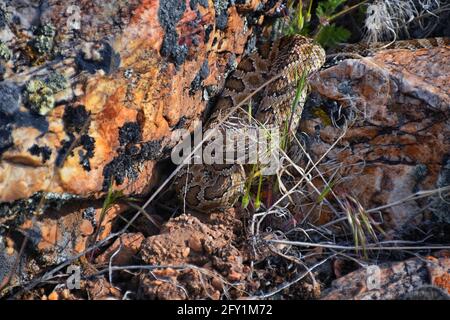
[[321, 252, 450, 300], [139, 210, 251, 299], [295, 45, 450, 230], [95, 232, 144, 266], [19, 202, 126, 265], [85, 276, 123, 300]]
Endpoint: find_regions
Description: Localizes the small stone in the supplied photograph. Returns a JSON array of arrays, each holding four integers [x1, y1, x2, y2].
[[182, 247, 190, 257], [227, 270, 242, 282], [211, 277, 223, 291], [48, 291, 59, 300], [61, 289, 71, 300], [5, 247, 14, 256], [211, 290, 221, 300], [188, 236, 203, 253], [79, 219, 94, 236]]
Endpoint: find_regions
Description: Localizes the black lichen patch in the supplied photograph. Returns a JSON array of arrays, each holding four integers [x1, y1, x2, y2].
[[189, 60, 210, 95], [58, 105, 95, 170], [63, 105, 90, 131], [76, 41, 121, 75], [28, 144, 52, 163], [119, 122, 142, 146], [102, 140, 165, 191], [190, 0, 209, 10], [214, 0, 231, 30], [0, 62, 5, 80], [0, 193, 79, 233], [158, 0, 188, 67], [204, 25, 213, 43], [78, 134, 95, 171], [82, 207, 97, 228], [0, 193, 42, 227]]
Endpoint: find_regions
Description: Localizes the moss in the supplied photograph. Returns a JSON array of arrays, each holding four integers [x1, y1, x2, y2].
[[25, 79, 55, 116], [0, 41, 12, 61]]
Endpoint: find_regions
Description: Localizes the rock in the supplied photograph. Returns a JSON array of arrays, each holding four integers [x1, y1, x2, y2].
[[95, 232, 144, 266], [18, 202, 126, 266], [321, 251, 450, 300], [295, 45, 450, 231], [0, 236, 19, 292], [85, 276, 123, 300], [139, 209, 252, 299], [0, 0, 279, 293], [0, 0, 280, 203]]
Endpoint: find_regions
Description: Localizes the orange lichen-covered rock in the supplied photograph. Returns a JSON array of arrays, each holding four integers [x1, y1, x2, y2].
[[0, 0, 279, 204]]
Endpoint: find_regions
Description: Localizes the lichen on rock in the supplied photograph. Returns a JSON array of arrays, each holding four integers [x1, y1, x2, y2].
[[25, 79, 55, 116], [0, 41, 12, 61], [30, 23, 56, 55]]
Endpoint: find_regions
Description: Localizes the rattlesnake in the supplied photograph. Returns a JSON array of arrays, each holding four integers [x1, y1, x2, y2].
[[173, 35, 449, 213], [173, 35, 326, 213]]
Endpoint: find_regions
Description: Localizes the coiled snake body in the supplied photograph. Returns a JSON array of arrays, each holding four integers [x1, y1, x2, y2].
[[173, 35, 326, 213]]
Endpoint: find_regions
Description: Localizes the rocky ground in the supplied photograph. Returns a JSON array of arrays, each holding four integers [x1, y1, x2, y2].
[[0, 1, 449, 300]]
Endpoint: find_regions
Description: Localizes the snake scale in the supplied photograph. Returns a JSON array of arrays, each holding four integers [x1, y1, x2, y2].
[[173, 35, 449, 213]]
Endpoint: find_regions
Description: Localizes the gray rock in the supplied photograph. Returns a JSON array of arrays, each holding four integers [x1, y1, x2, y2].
[[0, 81, 20, 116]]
